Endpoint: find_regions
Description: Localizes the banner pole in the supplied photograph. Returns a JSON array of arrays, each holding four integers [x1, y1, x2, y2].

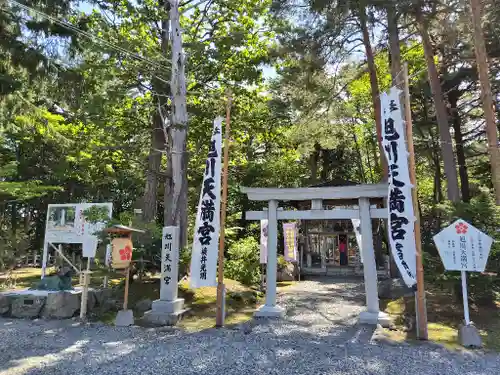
[[403, 62, 428, 340], [216, 90, 232, 327]]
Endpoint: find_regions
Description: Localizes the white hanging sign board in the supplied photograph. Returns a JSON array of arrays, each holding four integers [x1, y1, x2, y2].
[[190, 117, 223, 288], [260, 219, 268, 264], [433, 219, 493, 272], [381, 86, 417, 288], [82, 237, 98, 258], [45, 203, 112, 245]]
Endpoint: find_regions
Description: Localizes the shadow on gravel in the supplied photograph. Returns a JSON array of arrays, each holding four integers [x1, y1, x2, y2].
[[2, 278, 500, 374]]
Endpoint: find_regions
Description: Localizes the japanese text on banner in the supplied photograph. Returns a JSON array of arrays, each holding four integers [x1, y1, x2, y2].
[[189, 118, 223, 289], [283, 222, 298, 262], [381, 87, 417, 288]]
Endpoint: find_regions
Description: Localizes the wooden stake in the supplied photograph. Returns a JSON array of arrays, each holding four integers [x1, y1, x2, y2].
[[80, 257, 91, 320], [469, 0, 500, 205], [216, 91, 232, 327], [123, 266, 130, 311], [403, 62, 428, 340]]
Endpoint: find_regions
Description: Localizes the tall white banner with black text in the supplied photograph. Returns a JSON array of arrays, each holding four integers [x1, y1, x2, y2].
[[190, 118, 223, 288], [381, 87, 417, 288]]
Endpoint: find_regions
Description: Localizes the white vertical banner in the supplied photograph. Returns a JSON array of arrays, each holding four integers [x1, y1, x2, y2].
[[381, 87, 417, 288], [351, 219, 363, 263], [161, 226, 180, 301], [190, 117, 223, 288], [260, 219, 268, 264]]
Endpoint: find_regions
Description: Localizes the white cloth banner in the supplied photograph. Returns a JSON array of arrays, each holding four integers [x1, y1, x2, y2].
[[351, 219, 363, 264], [260, 219, 268, 264], [381, 87, 417, 288], [190, 117, 223, 288]]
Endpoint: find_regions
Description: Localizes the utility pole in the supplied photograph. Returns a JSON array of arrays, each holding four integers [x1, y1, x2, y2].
[[470, 0, 500, 204]]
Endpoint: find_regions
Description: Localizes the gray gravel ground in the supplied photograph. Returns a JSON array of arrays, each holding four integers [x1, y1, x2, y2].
[[1, 278, 500, 375]]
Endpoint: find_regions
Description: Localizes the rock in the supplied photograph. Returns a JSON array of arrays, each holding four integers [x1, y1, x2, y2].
[[86, 290, 97, 312], [378, 278, 414, 300], [228, 291, 258, 304], [115, 309, 134, 326], [278, 263, 296, 282], [135, 298, 152, 313], [93, 288, 112, 306], [41, 292, 80, 319], [11, 295, 46, 318], [101, 298, 120, 312], [0, 295, 10, 315], [459, 323, 482, 348]]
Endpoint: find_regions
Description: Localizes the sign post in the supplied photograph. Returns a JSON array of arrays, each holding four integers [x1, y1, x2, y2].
[[42, 203, 112, 278], [216, 92, 232, 327], [105, 224, 144, 327], [402, 63, 428, 340], [381, 81, 430, 336], [433, 219, 494, 347], [144, 226, 188, 325]]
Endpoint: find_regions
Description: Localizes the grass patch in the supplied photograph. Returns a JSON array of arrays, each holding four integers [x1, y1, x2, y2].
[[381, 285, 500, 351]]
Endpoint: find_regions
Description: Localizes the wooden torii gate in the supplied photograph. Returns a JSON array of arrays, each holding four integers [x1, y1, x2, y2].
[[241, 183, 392, 326]]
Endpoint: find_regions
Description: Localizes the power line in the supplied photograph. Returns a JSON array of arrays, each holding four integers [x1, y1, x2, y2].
[[6, 0, 171, 83]]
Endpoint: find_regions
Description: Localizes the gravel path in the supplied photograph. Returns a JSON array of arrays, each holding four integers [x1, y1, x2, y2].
[[1, 278, 500, 375]]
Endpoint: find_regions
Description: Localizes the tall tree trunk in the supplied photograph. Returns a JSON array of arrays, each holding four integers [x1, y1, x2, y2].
[[415, 8, 460, 202], [320, 149, 330, 182], [449, 90, 471, 202], [358, 4, 388, 181], [470, 0, 500, 204], [352, 132, 366, 182], [165, 0, 189, 249], [309, 143, 321, 185], [143, 1, 170, 222], [387, 1, 402, 85]]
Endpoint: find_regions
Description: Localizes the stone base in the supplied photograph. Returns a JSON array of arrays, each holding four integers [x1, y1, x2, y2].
[[459, 323, 482, 348], [254, 304, 285, 318], [143, 309, 189, 326], [115, 309, 134, 326], [142, 298, 188, 326], [151, 298, 184, 313], [359, 310, 392, 327]]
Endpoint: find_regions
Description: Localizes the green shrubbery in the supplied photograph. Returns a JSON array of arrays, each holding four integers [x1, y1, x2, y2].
[[224, 236, 261, 286]]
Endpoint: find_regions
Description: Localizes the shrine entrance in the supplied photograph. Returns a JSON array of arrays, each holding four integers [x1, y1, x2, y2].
[[241, 181, 392, 327], [302, 217, 390, 278]]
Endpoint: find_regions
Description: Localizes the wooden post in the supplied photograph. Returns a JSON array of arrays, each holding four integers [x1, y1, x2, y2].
[[216, 91, 232, 327], [469, 0, 500, 205], [80, 258, 91, 320], [403, 62, 428, 340], [123, 266, 130, 311]]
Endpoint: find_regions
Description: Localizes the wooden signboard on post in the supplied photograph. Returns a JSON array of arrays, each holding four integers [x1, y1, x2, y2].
[[104, 225, 144, 327]]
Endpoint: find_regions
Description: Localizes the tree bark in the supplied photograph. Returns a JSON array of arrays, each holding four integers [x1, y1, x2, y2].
[[449, 90, 471, 202], [387, 1, 402, 86], [469, 0, 500, 204], [143, 1, 170, 222], [358, 4, 388, 181], [165, 0, 189, 249], [415, 8, 460, 202], [309, 143, 320, 185]]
